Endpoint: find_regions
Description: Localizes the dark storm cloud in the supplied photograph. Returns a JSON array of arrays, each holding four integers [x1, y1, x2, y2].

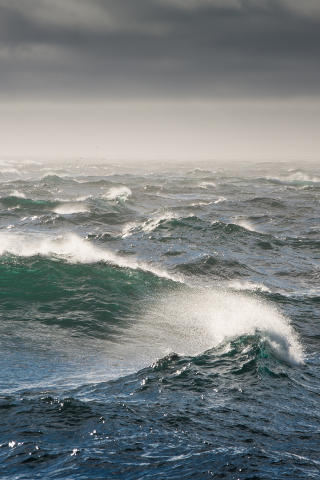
[[0, 0, 320, 102]]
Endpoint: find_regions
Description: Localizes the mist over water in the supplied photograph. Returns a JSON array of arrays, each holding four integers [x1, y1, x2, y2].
[[0, 158, 319, 479]]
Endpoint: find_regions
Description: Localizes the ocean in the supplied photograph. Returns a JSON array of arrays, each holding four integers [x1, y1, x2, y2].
[[0, 158, 319, 479]]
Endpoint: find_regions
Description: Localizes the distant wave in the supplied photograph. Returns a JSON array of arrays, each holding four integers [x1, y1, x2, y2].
[[227, 280, 271, 293], [40, 174, 76, 184], [10, 190, 26, 198], [122, 214, 266, 239], [187, 168, 214, 175], [141, 184, 167, 194], [233, 218, 259, 232], [199, 182, 217, 189], [175, 254, 252, 279], [121, 212, 198, 236], [0, 232, 180, 282], [102, 186, 132, 201], [141, 212, 186, 233], [265, 170, 320, 187], [53, 203, 90, 215]]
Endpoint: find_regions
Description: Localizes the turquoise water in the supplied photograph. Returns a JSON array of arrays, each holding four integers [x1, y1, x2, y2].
[[0, 159, 320, 478]]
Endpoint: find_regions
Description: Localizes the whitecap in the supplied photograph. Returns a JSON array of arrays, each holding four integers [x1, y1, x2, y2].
[[227, 280, 271, 293], [75, 195, 92, 202], [286, 171, 320, 183], [11, 190, 26, 198], [140, 289, 303, 366], [234, 219, 258, 232], [214, 197, 227, 204], [141, 212, 181, 233], [122, 212, 189, 236], [189, 201, 213, 207], [103, 186, 132, 201], [53, 203, 89, 215], [200, 182, 217, 189], [121, 222, 140, 238], [0, 232, 181, 283], [266, 171, 320, 186]]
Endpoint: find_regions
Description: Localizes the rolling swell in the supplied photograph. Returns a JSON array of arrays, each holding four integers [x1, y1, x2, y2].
[[0, 159, 320, 479], [0, 341, 315, 480], [175, 255, 251, 279], [0, 254, 173, 337]]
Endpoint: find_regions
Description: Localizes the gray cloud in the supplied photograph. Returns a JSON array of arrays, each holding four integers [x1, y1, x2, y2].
[[0, 0, 320, 103]]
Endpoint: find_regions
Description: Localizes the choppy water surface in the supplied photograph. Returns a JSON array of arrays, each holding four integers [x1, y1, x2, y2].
[[0, 158, 319, 479]]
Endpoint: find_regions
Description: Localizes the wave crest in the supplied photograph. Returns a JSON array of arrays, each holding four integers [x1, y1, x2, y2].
[[53, 203, 89, 215], [142, 289, 303, 366], [0, 232, 179, 282], [103, 186, 132, 201]]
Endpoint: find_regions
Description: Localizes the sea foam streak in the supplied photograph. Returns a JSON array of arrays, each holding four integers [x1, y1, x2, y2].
[[141, 289, 303, 365], [0, 232, 179, 282]]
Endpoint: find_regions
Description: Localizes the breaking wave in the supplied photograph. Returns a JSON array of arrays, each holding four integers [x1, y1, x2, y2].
[[0, 232, 179, 282], [266, 169, 320, 187], [53, 203, 90, 215], [103, 186, 132, 201], [142, 289, 303, 366]]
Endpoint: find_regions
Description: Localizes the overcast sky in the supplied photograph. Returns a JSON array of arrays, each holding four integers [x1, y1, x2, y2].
[[1, 0, 319, 159]]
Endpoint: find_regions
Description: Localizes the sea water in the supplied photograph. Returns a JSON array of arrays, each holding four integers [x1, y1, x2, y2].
[[0, 158, 319, 478]]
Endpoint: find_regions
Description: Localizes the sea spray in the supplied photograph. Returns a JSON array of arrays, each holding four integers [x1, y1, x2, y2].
[[138, 288, 303, 365], [0, 231, 181, 282], [103, 186, 132, 201], [53, 203, 90, 214]]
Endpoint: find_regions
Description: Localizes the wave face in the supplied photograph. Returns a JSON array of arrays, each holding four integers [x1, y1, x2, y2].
[[1, 159, 320, 479]]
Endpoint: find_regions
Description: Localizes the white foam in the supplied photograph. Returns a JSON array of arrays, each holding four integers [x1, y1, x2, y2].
[[54, 203, 89, 215], [267, 171, 320, 185], [0, 232, 180, 282], [200, 182, 217, 188], [11, 190, 26, 198], [122, 211, 193, 236], [141, 212, 181, 233], [234, 219, 257, 232], [286, 171, 320, 183], [75, 195, 92, 201], [103, 186, 132, 201], [140, 289, 303, 365], [120, 213, 181, 236], [228, 280, 271, 293], [121, 222, 140, 238], [214, 197, 227, 204], [140, 212, 197, 233], [189, 201, 213, 207]]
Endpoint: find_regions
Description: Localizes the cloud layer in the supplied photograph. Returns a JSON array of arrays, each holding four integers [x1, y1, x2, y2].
[[1, 0, 320, 103]]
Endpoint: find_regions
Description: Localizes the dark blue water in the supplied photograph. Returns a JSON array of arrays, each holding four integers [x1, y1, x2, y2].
[[0, 159, 319, 479]]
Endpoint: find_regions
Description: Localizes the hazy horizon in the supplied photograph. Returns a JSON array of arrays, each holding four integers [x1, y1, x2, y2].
[[1, 0, 319, 159]]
